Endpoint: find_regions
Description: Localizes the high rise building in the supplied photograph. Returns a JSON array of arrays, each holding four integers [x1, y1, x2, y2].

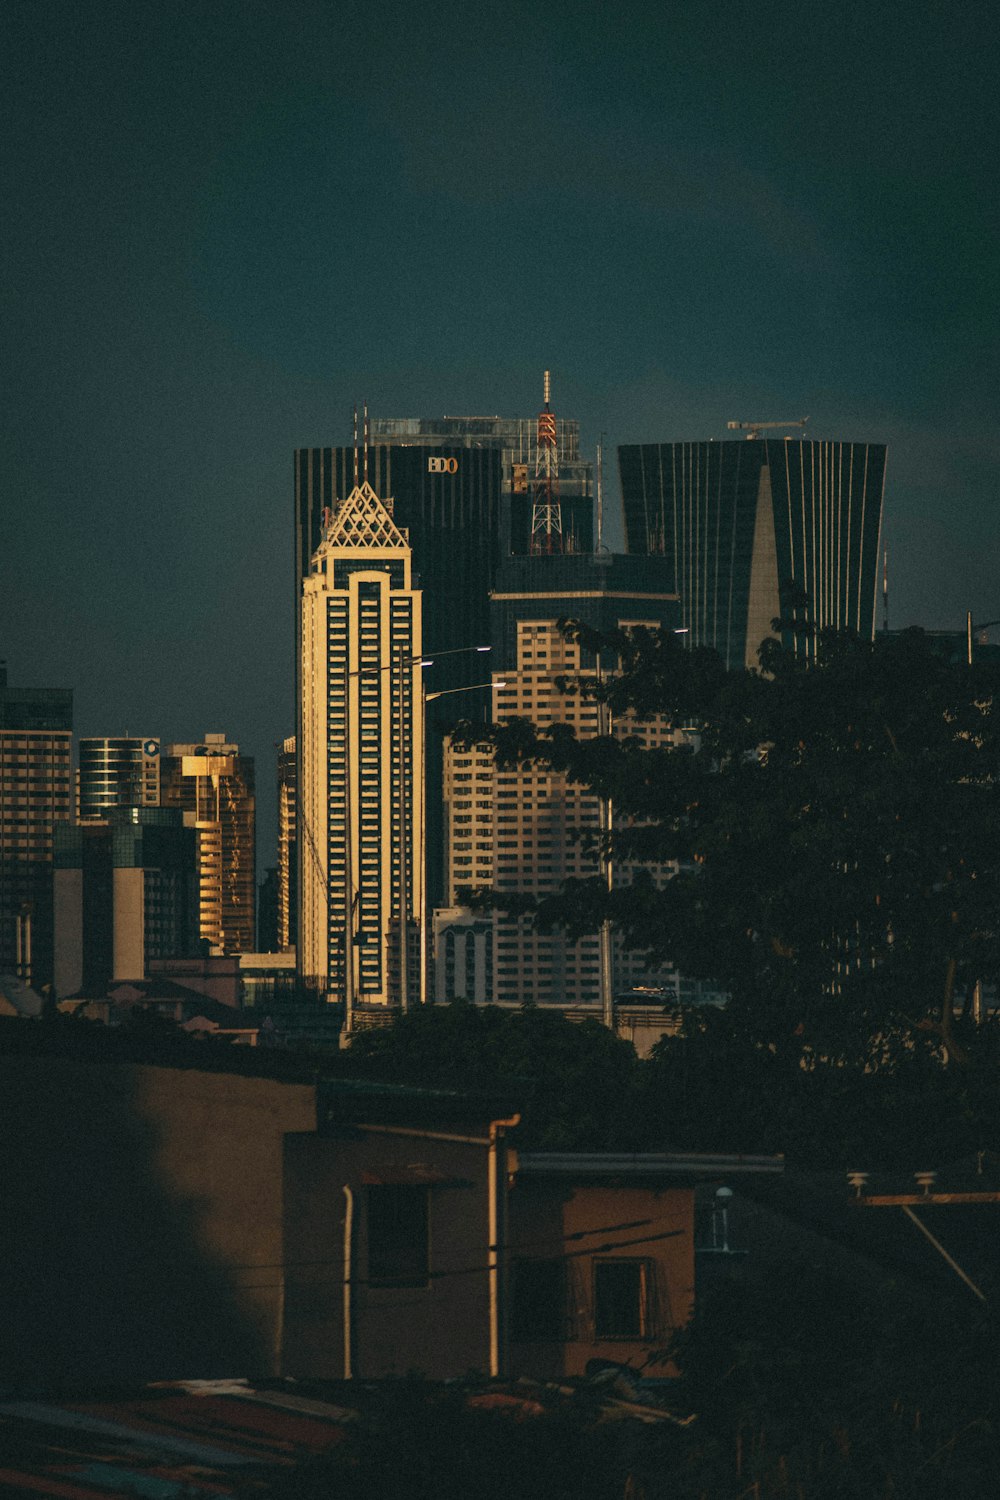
[[294, 397, 594, 908], [257, 866, 280, 954], [52, 807, 200, 995], [440, 554, 682, 1008], [0, 663, 73, 988], [277, 735, 297, 952], [618, 438, 887, 667], [78, 736, 160, 820], [299, 480, 424, 1016], [160, 734, 256, 954]]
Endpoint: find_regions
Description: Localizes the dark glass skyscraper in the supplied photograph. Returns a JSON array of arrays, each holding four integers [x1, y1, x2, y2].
[[295, 417, 593, 680], [0, 664, 73, 988], [52, 807, 200, 995], [618, 439, 887, 668]]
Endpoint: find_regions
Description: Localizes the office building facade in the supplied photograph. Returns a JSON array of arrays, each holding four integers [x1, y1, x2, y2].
[[618, 439, 887, 667], [0, 664, 73, 988], [439, 554, 683, 1008], [53, 807, 200, 995], [160, 734, 256, 954], [299, 480, 424, 1014], [294, 404, 594, 910], [277, 735, 297, 952], [78, 736, 160, 821]]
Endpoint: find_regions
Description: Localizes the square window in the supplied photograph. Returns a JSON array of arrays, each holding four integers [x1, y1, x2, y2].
[[593, 1259, 649, 1339]]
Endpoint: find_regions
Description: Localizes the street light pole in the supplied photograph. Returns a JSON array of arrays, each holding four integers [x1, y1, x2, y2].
[[596, 651, 615, 1030]]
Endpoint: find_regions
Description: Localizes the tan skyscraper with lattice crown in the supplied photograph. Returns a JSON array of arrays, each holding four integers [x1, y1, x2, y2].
[[299, 480, 424, 1021]]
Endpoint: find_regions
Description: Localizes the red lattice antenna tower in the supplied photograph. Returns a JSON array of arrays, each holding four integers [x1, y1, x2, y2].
[[529, 369, 562, 554]]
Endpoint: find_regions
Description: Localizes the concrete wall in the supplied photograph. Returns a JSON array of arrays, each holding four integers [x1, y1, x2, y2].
[[112, 866, 145, 980], [508, 1181, 694, 1378], [283, 1126, 495, 1380], [1, 1055, 315, 1388], [52, 866, 84, 998]]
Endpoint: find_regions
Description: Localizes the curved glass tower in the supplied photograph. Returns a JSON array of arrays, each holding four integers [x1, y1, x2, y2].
[[619, 439, 887, 667]]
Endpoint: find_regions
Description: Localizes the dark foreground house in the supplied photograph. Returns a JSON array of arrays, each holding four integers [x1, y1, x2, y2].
[[1, 1020, 781, 1388], [507, 1151, 783, 1380]]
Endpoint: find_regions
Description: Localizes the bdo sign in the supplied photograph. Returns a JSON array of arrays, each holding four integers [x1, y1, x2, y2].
[[428, 456, 458, 474]]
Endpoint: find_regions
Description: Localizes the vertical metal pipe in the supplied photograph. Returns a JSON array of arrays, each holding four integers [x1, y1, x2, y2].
[[488, 1115, 520, 1378], [343, 1185, 355, 1377], [597, 653, 615, 1031]]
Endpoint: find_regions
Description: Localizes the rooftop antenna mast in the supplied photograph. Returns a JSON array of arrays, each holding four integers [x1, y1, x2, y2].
[[352, 405, 359, 487], [596, 431, 607, 552], [529, 369, 563, 554], [363, 401, 369, 483]]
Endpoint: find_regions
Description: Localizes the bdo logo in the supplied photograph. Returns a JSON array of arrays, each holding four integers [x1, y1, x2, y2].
[[428, 456, 459, 474]]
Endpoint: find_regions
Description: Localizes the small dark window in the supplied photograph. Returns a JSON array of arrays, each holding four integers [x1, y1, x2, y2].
[[510, 1258, 566, 1341], [593, 1259, 648, 1339], [367, 1185, 429, 1288]]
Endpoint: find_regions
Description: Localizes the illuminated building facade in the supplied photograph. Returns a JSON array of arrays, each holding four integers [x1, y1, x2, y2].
[[78, 736, 160, 821], [439, 554, 682, 1008], [294, 406, 593, 908], [0, 664, 73, 988], [160, 734, 256, 954], [618, 438, 887, 667], [277, 735, 297, 953], [299, 480, 424, 1015]]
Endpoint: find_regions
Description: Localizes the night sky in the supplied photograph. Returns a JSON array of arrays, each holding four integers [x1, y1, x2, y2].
[[3, 0, 997, 865]]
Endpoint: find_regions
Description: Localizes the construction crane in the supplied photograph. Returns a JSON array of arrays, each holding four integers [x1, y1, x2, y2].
[[726, 416, 810, 440], [529, 369, 563, 554]]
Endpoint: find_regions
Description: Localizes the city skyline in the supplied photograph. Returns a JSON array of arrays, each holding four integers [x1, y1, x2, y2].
[[3, 2, 996, 869]]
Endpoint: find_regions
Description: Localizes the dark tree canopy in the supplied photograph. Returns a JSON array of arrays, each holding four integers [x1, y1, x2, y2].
[[344, 1001, 639, 1151], [455, 624, 1000, 1062]]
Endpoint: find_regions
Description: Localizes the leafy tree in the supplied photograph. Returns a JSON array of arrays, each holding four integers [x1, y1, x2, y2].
[[456, 624, 1000, 1066], [635, 1004, 1000, 1167], [660, 1262, 1000, 1498], [344, 1000, 640, 1150]]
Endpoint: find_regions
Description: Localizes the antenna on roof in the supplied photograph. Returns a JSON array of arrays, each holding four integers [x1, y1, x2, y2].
[[363, 402, 370, 483], [529, 369, 562, 555], [353, 406, 359, 488]]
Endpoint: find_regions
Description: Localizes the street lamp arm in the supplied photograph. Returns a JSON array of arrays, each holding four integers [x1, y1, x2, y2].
[[426, 680, 503, 703], [344, 644, 491, 679]]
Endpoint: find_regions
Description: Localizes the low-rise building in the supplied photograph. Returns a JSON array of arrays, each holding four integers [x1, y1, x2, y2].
[[0, 1022, 781, 1388]]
